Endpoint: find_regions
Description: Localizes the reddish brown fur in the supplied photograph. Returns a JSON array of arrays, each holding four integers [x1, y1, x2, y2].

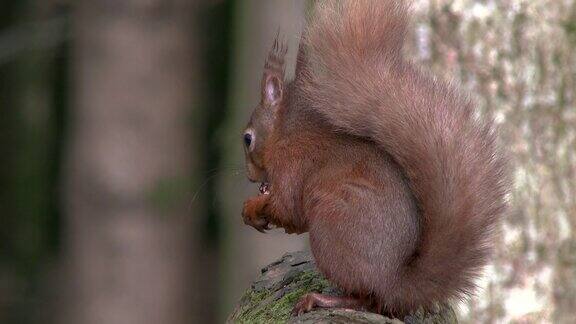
[[242, 0, 509, 317]]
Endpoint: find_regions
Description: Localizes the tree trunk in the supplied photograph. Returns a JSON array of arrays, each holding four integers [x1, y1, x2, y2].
[[62, 1, 200, 323], [409, 1, 576, 322]]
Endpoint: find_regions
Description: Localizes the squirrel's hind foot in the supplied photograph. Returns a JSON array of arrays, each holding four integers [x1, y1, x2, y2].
[[292, 293, 368, 316]]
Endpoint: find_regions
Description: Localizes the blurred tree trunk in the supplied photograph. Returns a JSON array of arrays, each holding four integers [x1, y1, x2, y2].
[[193, 2, 234, 322], [409, 1, 576, 323], [62, 1, 201, 323], [0, 1, 65, 323], [218, 0, 308, 320]]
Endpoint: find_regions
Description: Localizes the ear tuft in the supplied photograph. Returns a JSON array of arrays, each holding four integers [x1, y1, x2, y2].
[[264, 33, 288, 76]]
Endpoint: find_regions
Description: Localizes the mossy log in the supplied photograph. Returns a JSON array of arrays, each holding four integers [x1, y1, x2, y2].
[[228, 251, 458, 323]]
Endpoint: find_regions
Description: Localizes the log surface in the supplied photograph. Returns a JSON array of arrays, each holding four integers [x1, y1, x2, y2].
[[228, 251, 458, 323]]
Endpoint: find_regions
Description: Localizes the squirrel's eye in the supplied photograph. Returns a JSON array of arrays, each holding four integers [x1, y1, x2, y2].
[[243, 133, 253, 148]]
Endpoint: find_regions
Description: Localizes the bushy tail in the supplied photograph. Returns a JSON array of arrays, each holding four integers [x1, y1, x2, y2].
[[299, 0, 509, 310]]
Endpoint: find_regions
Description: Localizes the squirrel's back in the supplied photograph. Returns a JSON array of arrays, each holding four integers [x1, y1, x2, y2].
[[298, 0, 509, 312]]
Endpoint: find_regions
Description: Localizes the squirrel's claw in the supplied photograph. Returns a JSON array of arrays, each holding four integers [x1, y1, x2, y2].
[[242, 196, 271, 233], [292, 293, 317, 316], [243, 214, 270, 233]]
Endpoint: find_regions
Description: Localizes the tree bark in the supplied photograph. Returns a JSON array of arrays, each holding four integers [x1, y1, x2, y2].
[[228, 251, 458, 324], [62, 1, 199, 323]]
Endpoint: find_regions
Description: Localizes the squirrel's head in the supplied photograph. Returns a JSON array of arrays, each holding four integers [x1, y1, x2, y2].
[[243, 37, 287, 187]]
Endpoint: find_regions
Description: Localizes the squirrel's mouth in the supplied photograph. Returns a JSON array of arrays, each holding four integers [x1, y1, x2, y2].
[[259, 182, 270, 195]]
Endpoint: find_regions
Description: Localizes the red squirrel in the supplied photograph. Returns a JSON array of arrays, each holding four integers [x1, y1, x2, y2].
[[241, 0, 509, 317]]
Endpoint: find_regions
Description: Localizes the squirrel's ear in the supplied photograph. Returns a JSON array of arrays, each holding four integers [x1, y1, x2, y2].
[[263, 74, 283, 106], [262, 34, 287, 106]]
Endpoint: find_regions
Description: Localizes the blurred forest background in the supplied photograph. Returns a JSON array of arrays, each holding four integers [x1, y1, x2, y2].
[[0, 0, 574, 323]]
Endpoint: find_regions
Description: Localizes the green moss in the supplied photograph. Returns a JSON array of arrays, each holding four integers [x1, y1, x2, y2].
[[234, 270, 331, 323], [564, 19, 576, 44]]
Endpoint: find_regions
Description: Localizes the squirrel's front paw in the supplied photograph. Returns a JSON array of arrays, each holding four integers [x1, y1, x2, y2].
[[242, 196, 270, 233]]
